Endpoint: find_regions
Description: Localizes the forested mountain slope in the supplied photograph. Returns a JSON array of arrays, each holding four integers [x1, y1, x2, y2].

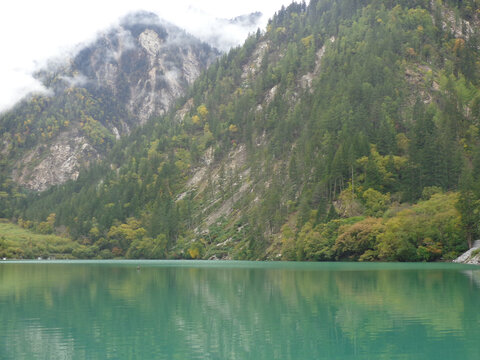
[[0, 12, 218, 191], [5, 0, 480, 261]]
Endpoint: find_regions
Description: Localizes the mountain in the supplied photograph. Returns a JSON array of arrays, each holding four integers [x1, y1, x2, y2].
[[0, 12, 219, 191], [4, 0, 480, 262]]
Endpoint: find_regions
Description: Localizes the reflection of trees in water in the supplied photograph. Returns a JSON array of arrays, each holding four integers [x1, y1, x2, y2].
[[461, 269, 480, 289], [1, 263, 479, 359]]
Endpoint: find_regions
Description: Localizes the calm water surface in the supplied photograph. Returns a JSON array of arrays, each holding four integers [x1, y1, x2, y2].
[[0, 261, 479, 359]]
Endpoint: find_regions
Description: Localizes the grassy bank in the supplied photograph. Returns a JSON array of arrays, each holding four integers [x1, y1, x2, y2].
[[0, 220, 77, 259]]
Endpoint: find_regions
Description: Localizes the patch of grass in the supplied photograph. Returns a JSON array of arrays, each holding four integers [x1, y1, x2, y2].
[[471, 248, 480, 257], [0, 220, 78, 259]]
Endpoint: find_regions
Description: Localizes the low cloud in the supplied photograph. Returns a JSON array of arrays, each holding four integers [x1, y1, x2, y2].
[[109, 28, 137, 61], [0, 69, 53, 114], [59, 74, 91, 88], [171, 7, 265, 51]]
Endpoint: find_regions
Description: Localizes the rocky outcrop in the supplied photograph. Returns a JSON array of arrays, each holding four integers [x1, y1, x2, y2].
[[453, 240, 480, 265], [71, 11, 219, 127], [12, 129, 99, 191]]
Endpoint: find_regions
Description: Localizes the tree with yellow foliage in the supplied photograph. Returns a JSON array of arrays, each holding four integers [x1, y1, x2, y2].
[[197, 104, 208, 121]]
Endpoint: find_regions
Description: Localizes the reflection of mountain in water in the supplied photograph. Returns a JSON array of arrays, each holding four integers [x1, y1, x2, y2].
[[461, 269, 480, 288], [1, 262, 479, 359]]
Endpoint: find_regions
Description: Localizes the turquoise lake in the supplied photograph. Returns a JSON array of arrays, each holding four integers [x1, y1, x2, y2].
[[0, 261, 479, 359]]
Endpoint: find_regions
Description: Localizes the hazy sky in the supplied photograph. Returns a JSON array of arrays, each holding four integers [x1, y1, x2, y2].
[[0, 0, 294, 112]]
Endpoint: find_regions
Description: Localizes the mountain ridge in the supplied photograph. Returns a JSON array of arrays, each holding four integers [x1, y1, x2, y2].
[[0, 11, 219, 191], [3, 0, 480, 262]]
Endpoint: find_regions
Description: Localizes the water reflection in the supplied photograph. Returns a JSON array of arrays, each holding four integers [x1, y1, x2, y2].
[[461, 269, 480, 289], [0, 262, 479, 360]]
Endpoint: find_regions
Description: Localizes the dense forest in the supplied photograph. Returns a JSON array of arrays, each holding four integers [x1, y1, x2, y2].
[[2, 0, 480, 261]]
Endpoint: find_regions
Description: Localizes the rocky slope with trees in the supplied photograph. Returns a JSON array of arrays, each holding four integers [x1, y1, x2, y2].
[[0, 12, 219, 191], [2, 0, 480, 262]]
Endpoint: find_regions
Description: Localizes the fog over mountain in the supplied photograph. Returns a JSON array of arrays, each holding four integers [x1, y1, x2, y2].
[[0, 11, 220, 190], [0, 0, 293, 112]]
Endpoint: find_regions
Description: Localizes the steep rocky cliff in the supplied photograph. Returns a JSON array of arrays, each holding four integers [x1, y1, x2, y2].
[[70, 12, 219, 125], [0, 12, 219, 191]]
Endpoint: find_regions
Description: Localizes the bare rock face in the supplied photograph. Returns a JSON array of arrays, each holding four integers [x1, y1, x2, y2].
[[12, 129, 99, 191], [453, 240, 480, 265], [72, 12, 219, 127]]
